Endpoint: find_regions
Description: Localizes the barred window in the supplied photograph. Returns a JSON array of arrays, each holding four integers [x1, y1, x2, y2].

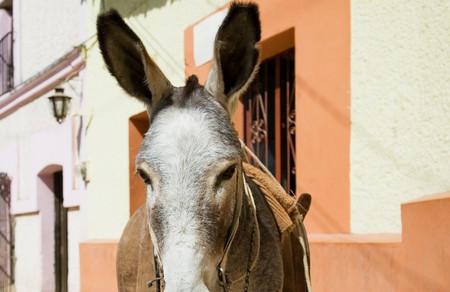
[[243, 49, 296, 195]]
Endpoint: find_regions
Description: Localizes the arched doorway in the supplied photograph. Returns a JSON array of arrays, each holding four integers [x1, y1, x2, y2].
[[37, 166, 68, 292]]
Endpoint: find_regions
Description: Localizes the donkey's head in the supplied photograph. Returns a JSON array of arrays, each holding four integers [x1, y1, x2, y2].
[[98, 3, 260, 291]]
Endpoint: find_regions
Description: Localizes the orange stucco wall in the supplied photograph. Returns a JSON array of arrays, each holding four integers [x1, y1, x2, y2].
[[184, 0, 351, 233], [80, 241, 118, 292], [79, 194, 450, 291], [310, 193, 450, 292], [311, 237, 401, 291], [129, 112, 150, 215]]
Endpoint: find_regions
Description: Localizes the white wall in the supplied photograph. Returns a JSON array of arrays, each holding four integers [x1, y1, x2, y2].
[[0, 9, 11, 38], [17, 0, 82, 82], [38, 172, 56, 292], [0, 69, 86, 208], [68, 210, 80, 292], [0, 75, 84, 292], [351, 0, 450, 233], [14, 210, 81, 292], [1, 1, 85, 291], [14, 215, 40, 292]]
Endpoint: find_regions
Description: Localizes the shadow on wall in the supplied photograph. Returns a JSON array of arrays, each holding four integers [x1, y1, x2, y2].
[[84, 0, 181, 17]]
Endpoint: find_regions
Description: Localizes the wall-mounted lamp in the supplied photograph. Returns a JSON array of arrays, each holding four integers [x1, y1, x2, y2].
[[49, 87, 71, 124]]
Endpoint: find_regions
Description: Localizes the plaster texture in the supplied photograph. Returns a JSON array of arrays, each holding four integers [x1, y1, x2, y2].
[[18, 0, 82, 81], [68, 210, 81, 292], [14, 214, 41, 292], [14, 210, 81, 292], [82, 0, 227, 240], [0, 9, 11, 38], [38, 171, 56, 292], [351, 0, 450, 233]]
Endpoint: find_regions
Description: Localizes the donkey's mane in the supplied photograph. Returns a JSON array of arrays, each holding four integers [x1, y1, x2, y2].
[[149, 74, 206, 124], [183, 75, 200, 99]]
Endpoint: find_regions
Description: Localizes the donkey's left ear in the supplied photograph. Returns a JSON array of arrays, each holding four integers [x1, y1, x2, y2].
[[97, 9, 172, 107], [205, 3, 261, 115]]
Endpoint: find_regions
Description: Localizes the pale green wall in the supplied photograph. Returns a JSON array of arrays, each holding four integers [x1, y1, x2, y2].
[[351, 0, 450, 233], [83, 0, 228, 240]]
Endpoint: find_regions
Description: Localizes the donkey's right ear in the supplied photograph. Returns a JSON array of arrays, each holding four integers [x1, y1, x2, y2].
[[205, 3, 261, 115], [97, 9, 172, 106]]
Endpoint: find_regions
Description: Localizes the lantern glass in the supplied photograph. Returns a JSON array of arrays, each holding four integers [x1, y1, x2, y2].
[[49, 88, 71, 123]]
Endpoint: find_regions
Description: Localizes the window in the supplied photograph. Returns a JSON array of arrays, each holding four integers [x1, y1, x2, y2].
[[0, 172, 13, 289], [243, 49, 296, 195], [0, 7, 13, 95]]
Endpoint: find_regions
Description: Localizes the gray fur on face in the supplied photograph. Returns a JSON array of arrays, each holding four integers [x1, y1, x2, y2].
[[136, 84, 243, 288]]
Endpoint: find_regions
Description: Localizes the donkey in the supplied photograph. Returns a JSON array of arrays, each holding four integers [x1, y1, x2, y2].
[[97, 3, 307, 291]]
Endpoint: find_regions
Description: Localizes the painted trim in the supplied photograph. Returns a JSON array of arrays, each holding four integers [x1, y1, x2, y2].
[[12, 210, 39, 217], [402, 192, 450, 205], [184, 0, 351, 233], [0, 48, 85, 119], [309, 233, 401, 244]]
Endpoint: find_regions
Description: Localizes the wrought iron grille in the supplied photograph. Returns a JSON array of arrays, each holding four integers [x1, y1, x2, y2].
[[0, 173, 13, 291], [0, 32, 13, 96], [243, 49, 296, 195]]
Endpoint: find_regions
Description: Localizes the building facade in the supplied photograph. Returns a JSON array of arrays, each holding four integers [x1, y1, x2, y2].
[[0, 0, 449, 291], [0, 0, 87, 291]]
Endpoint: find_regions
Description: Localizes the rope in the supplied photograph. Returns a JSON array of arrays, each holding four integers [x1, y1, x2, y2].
[[240, 140, 278, 183]]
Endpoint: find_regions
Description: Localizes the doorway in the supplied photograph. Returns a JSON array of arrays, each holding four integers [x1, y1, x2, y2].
[[53, 171, 68, 292], [37, 166, 68, 292]]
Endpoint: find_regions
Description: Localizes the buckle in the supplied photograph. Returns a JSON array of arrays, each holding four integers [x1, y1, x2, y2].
[[217, 267, 227, 286], [147, 277, 161, 288]]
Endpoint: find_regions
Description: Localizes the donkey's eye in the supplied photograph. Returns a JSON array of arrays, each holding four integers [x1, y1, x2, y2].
[[219, 164, 237, 181], [137, 168, 152, 186]]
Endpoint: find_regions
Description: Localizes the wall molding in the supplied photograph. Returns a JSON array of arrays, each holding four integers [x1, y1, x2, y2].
[[0, 47, 85, 119]]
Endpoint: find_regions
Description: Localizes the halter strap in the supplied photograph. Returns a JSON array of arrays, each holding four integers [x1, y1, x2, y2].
[[217, 169, 243, 287], [217, 170, 260, 291]]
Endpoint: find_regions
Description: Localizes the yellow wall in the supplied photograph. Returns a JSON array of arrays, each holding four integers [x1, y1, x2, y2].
[[351, 0, 450, 233]]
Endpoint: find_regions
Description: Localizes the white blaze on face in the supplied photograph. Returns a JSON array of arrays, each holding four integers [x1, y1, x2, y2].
[[141, 107, 235, 291], [162, 234, 210, 291]]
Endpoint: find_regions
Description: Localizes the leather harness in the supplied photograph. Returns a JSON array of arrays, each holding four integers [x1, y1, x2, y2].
[[144, 142, 312, 291]]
